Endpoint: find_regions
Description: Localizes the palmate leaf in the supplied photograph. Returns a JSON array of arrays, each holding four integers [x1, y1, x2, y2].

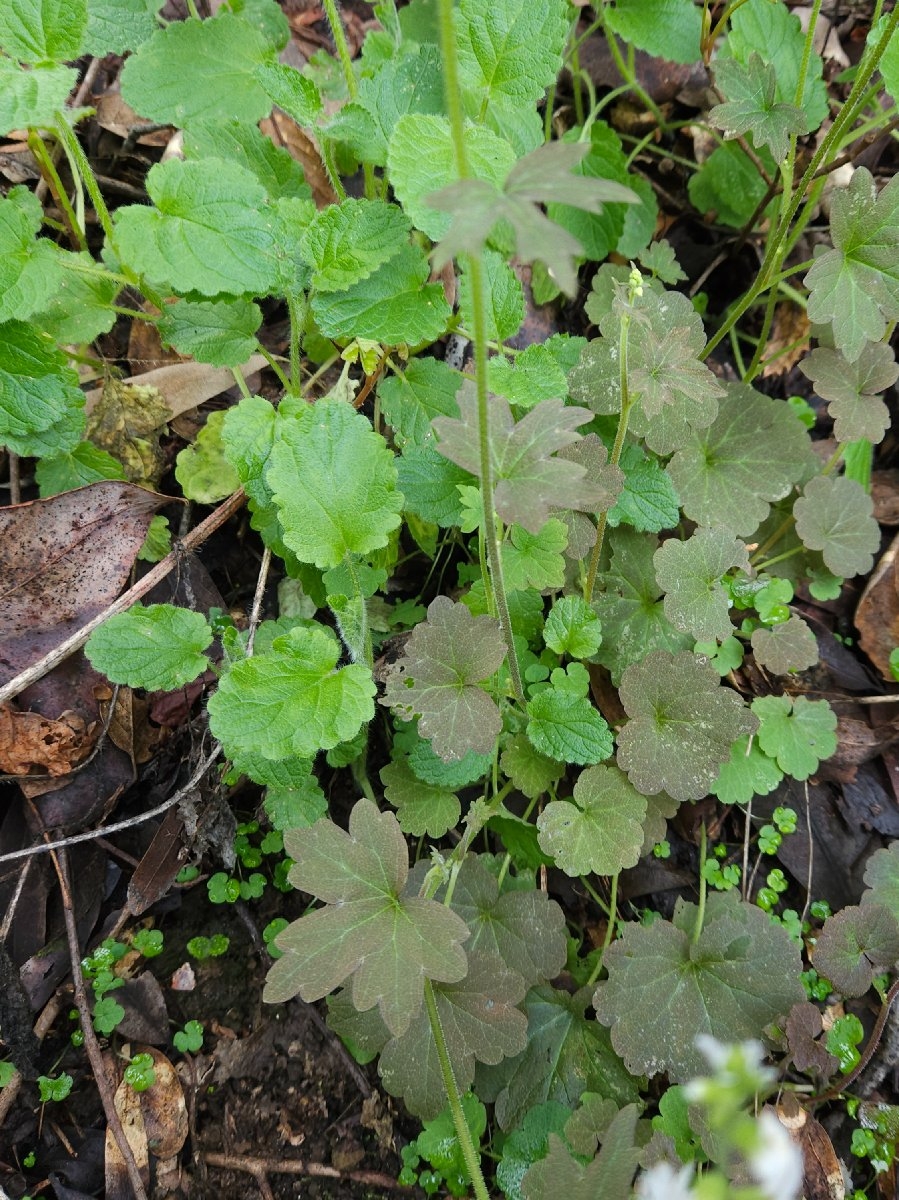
[[800, 343, 899, 444], [813, 903, 899, 997], [710, 734, 783, 806], [264, 799, 469, 1037], [86, 603, 213, 691], [266, 395, 403, 569], [616, 650, 757, 800], [545, 123, 636, 266], [503, 519, 568, 592], [433, 389, 604, 534], [537, 764, 647, 877], [428, 141, 636, 297], [710, 53, 808, 161], [500, 734, 565, 800], [750, 615, 819, 675], [455, 0, 569, 108], [329, 951, 527, 1118], [654, 527, 748, 642], [592, 527, 693, 684], [793, 474, 880, 578], [478, 986, 640, 1131], [864, 842, 899, 922], [594, 891, 804, 1081], [380, 596, 506, 761], [752, 694, 837, 780], [379, 758, 460, 838], [113, 158, 286, 297], [207, 622, 375, 761], [667, 383, 815, 537], [805, 168, 899, 362], [543, 595, 602, 659], [521, 1107, 641, 1200]]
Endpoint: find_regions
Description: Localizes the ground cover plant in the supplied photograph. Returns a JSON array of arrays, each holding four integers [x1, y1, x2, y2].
[[2, 0, 899, 1196]]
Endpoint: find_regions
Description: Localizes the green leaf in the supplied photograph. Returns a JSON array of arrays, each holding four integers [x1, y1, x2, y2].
[[158, 297, 262, 368], [208, 622, 376, 760], [654, 527, 747, 642], [302, 199, 411, 292], [380, 758, 460, 837], [458, 250, 525, 343], [603, 0, 701, 64], [36, 441, 126, 495], [255, 60, 323, 127], [793, 474, 880, 578], [440, 855, 567, 988], [434, 389, 604, 535], [710, 734, 784, 805], [592, 527, 693, 684], [813, 904, 899, 997], [616, 650, 757, 801], [487, 338, 584, 411], [455, 0, 569, 107], [724, 0, 827, 130], [378, 357, 461, 448], [174, 410, 241, 503], [266, 396, 403, 569], [750, 615, 819, 675], [497, 1102, 572, 1200], [479, 986, 639, 1131], [687, 140, 772, 229], [805, 169, 899, 362], [0, 319, 85, 457], [0, 0, 87, 62], [311, 241, 451, 345], [324, 44, 444, 166], [330, 951, 526, 1118], [407, 733, 492, 790], [526, 684, 613, 767], [667, 382, 815, 537], [545, 124, 633, 265], [120, 11, 274, 126], [0, 187, 69, 324], [752, 694, 837, 780], [521, 1107, 641, 1200], [863, 843, 899, 921], [503, 519, 568, 592], [500, 734, 565, 800], [639, 240, 686, 285], [396, 443, 472, 527], [594, 892, 804, 1080], [83, 0, 162, 56], [380, 596, 506, 761], [30, 249, 118, 344], [873, 13, 899, 103], [0, 60, 77, 134], [388, 112, 516, 240], [414, 1094, 487, 1187], [264, 799, 469, 1036], [800, 343, 898, 444], [429, 141, 636, 297], [606, 444, 679, 534], [537, 764, 647, 877], [114, 158, 284, 297], [182, 117, 309, 202], [544, 595, 602, 659], [256, 762, 328, 830], [710, 53, 808, 161], [86, 604, 213, 690]]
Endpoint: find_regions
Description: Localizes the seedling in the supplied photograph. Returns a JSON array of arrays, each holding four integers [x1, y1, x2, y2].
[[186, 934, 229, 960], [123, 1053, 156, 1093], [173, 1020, 204, 1054]]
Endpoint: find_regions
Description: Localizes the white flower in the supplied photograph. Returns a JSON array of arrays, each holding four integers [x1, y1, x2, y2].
[[635, 1162, 695, 1200], [748, 1110, 804, 1200]]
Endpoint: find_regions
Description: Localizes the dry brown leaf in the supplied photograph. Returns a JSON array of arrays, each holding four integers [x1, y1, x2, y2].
[[0, 704, 95, 775], [761, 303, 811, 378], [777, 1093, 845, 1200], [105, 1060, 150, 1200], [0, 482, 165, 684], [85, 379, 172, 486], [84, 354, 267, 421], [856, 530, 899, 680], [261, 111, 338, 209]]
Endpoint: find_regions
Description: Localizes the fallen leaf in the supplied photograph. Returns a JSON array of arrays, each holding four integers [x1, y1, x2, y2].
[[83, 354, 268, 421], [0, 703, 95, 775], [856, 529, 899, 680]]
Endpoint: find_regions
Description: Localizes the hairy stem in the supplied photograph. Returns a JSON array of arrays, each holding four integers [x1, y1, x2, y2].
[[28, 131, 86, 250], [693, 823, 708, 945], [52, 113, 115, 245], [424, 981, 490, 1200]]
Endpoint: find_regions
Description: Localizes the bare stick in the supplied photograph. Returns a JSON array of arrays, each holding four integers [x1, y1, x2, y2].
[[0, 489, 246, 708], [202, 1150, 406, 1191]]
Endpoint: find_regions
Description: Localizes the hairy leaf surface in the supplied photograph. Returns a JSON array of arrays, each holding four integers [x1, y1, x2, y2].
[[380, 758, 460, 837], [86, 603, 212, 691], [537, 764, 647, 876], [455, 0, 569, 107], [813, 904, 899, 997]]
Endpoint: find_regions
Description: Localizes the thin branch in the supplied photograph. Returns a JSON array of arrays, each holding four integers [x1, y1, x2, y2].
[[202, 1150, 407, 1191], [0, 489, 246, 708]]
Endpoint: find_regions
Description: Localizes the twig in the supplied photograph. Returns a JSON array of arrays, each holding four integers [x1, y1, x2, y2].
[[0, 489, 246, 707], [0, 743, 222, 866], [813, 978, 899, 1104], [244, 544, 272, 658], [202, 1150, 407, 1191], [50, 844, 150, 1200]]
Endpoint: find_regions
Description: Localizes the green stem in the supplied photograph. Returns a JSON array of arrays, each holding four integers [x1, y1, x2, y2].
[[586, 872, 619, 988], [693, 823, 708, 945], [703, 0, 753, 58], [258, 346, 292, 394], [285, 293, 306, 396], [321, 0, 358, 100], [604, 30, 665, 129], [437, 0, 524, 706], [28, 131, 86, 250], [424, 982, 490, 1200], [52, 113, 115, 246]]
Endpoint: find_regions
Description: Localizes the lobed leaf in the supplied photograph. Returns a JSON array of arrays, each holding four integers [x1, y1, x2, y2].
[[207, 622, 375, 761], [710, 53, 808, 161], [380, 596, 506, 761], [500, 734, 565, 800], [543, 595, 602, 659], [606, 444, 679, 534], [503, 519, 568, 592], [594, 892, 804, 1080], [793, 474, 880, 578], [710, 734, 783, 806], [537, 764, 647, 877], [752, 694, 837, 780], [616, 650, 757, 800], [750, 615, 819, 675], [800, 343, 898, 445], [380, 758, 460, 838], [521, 1107, 640, 1200], [654, 527, 747, 642], [813, 904, 899, 997], [264, 799, 469, 1037]]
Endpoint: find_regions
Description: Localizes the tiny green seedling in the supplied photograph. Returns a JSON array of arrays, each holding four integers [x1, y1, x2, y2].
[[173, 1020, 204, 1054], [124, 1053, 156, 1093]]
